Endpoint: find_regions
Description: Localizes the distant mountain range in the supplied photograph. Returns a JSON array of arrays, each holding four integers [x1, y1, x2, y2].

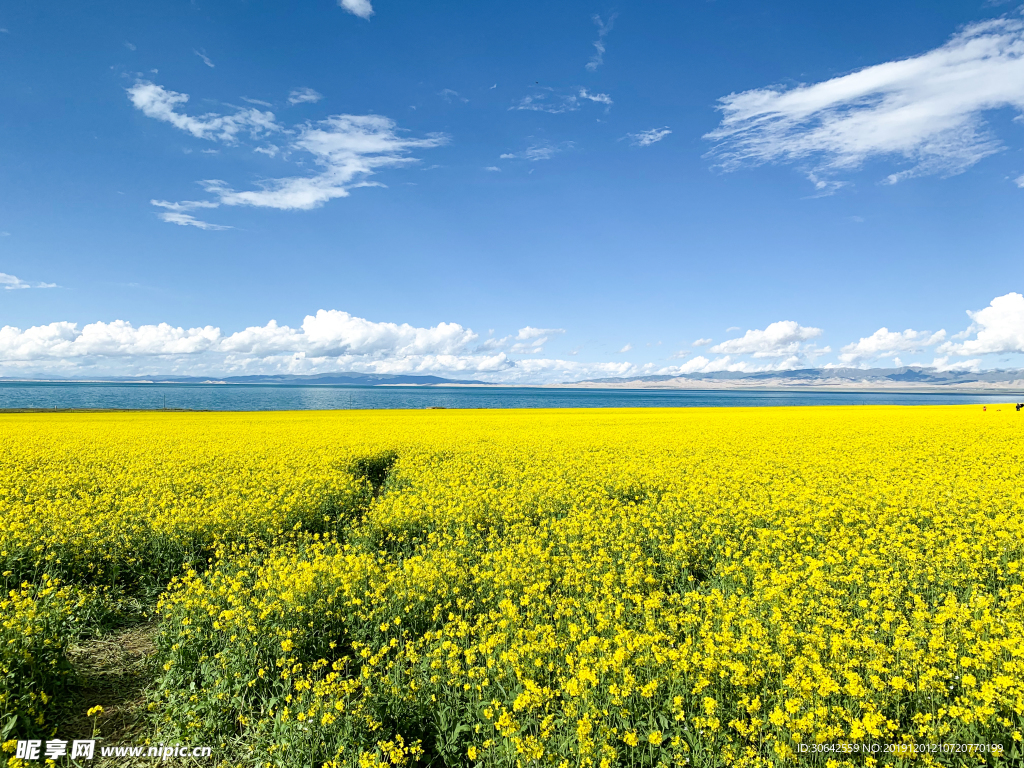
[[5, 367, 1024, 391], [570, 367, 1024, 391], [1, 372, 489, 386]]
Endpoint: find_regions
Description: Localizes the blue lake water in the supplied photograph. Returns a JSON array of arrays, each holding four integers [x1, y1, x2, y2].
[[0, 382, 1017, 411]]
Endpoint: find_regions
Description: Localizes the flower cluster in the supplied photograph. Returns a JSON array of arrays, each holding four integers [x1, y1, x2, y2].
[[3, 405, 1024, 766]]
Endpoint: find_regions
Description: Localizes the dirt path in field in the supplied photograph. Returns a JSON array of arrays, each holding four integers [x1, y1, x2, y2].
[[64, 622, 157, 749]]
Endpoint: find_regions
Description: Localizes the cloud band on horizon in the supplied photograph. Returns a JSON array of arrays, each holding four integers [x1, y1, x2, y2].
[[2, 294, 1022, 382]]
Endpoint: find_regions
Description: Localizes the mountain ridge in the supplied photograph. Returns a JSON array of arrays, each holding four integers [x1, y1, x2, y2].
[[568, 366, 1024, 390], [0, 372, 490, 386]]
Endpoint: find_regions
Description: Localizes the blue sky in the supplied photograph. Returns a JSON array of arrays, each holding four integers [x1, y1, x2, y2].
[[1, 0, 1022, 382]]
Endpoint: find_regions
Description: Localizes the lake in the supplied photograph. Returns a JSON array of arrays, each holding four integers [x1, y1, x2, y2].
[[0, 381, 1016, 411]]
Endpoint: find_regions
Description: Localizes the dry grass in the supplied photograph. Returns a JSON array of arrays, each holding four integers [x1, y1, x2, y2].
[[61, 622, 213, 766], [63, 622, 157, 763]]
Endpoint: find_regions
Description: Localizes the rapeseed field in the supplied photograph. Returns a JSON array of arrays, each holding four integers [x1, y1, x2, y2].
[[2, 405, 1023, 767]]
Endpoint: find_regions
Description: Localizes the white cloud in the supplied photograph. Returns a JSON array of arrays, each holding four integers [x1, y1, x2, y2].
[[617, 343, 633, 353], [510, 87, 610, 114], [657, 354, 816, 376], [938, 292, 1024, 356], [124, 41, 136, 51], [253, 145, 280, 157], [0, 312, 477, 364], [839, 327, 946, 364], [705, 17, 1024, 188], [692, 338, 712, 346], [710, 320, 822, 358], [288, 87, 322, 105], [499, 142, 568, 162], [476, 326, 565, 355], [511, 92, 580, 114], [339, 0, 373, 19], [151, 199, 220, 212], [227, 310, 479, 357], [516, 326, 563, 340], [438, 88, 468, 104], [1016, 173, 1024, 187], [1, 272, 57, 290], [627, 127, 671, 147], [0, 311, 591, 379], [0, 321, 222, 360], [585, 14, 615, 72], [198, 115, 446, 211], [194, 49, 215, 68], [579, 88, 612, 106], [929, 356, 982, 372], [128, 82, 279, 143], [132, 83, 448, 221], [241, 97, 273, 107], [726, 326, 740, 332], [512, 326, 564, 353], [484, 166, 501, 172], [1, 273, 30, 290], [157, 212, 232, 230]]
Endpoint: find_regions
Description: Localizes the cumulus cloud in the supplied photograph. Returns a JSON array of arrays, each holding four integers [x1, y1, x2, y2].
[[1015, 174, 1024, 187], [288, 87, 322, 105], [627, 127, 671, 147], [839, 327, 946, 364], [128, 82, 279, 143], [0, 312, 479, 368], [1, 272, 58, 290], [585, 14, 616, 72], [484, 166, 501, 172], [0, 321, 221, 360], [655, 355, 812, 376], [476, 326, 565, 354], [1, 273, 30, 290], [512, 326, 564, 353], [692, 338, 712, 346], [131, 82, 447, 222], [516, 326, 562, 340], [617, 343, 633, 353], [705, 16, 1024, 188], [710, 320, 822, 358], [938, 292, 1024, 356], [0, 312, 618, 382], [339, 0, 373, 19]]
